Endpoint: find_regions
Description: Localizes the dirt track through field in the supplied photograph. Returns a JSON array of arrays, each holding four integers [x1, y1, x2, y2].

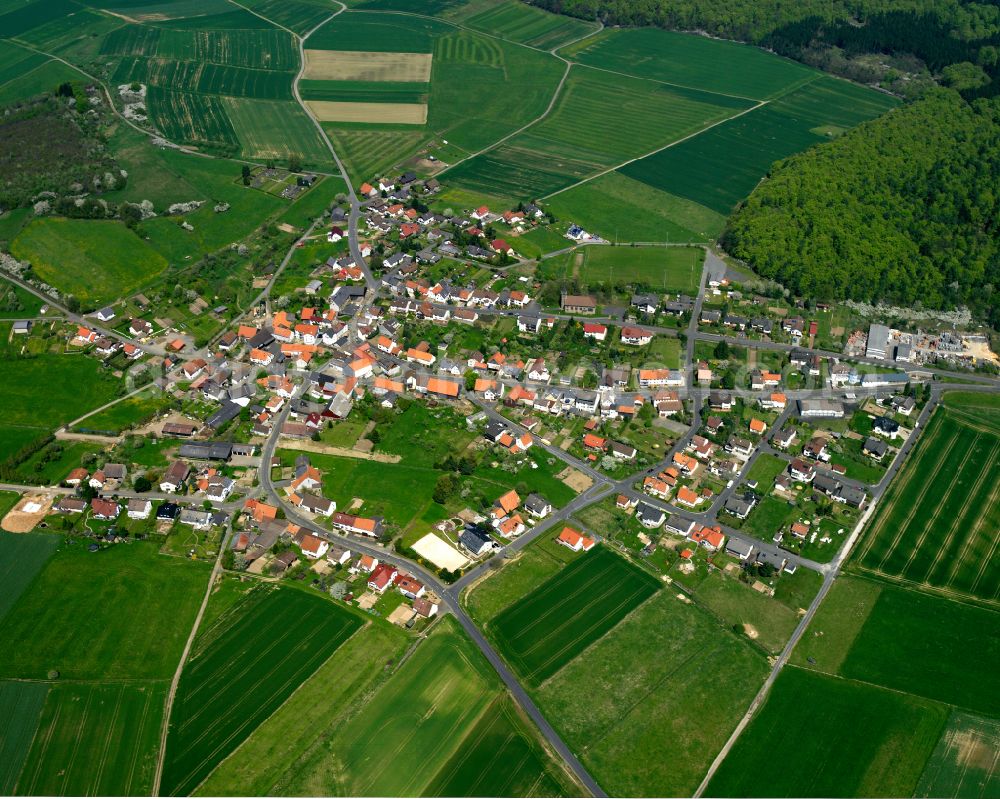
[[303, 50, 432, 82]]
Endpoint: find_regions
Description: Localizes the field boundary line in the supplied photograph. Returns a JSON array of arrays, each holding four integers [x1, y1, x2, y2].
[[540, 99, 767, 200]]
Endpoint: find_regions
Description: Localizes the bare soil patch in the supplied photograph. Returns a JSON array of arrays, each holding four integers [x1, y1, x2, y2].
[[557, 466, 593, 492], [2, 494, 53, 532]]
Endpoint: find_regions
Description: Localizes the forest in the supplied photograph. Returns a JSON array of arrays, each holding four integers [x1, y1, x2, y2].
[[529, 0, 1000, 97], [721, 90, 1000, 326]]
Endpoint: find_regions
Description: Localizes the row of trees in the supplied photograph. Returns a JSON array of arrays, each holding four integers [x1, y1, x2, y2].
[[722, 90, 1000, 328]]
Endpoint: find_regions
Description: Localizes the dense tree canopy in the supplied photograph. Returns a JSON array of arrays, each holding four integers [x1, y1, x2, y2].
[[721, 90, 1000, 325], [529, 1, 1000, 96]]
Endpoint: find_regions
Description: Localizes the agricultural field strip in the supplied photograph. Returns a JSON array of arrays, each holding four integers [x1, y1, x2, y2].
[[857, 407, 1000, 602], [226, 0, 296, 37], [542, 73, 826, 199], [921, 439, 998, 586]]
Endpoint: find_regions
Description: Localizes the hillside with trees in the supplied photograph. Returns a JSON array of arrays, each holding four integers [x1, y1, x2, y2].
[[720, 90, 1000, 325], [529, 0, 1000, 97]]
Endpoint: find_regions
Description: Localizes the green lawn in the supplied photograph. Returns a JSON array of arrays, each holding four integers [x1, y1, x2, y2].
[[0, 540, 209, 680], [161, 585, 362, 797], [745, 453, 787, 488], [17, 681, 165, 796], [490, 546, 661, 686], [11, 218, 168, 310], [536, 588, 769, 796], [707, 666, 948, 798]]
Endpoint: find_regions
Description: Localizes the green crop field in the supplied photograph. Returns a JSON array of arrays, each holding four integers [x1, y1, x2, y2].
[[854, 403, 1000, 605], [447, 66, 752, 198], [284, 615, 576, 796], [915, 711, 1000, 799], [0, 541, 209, 680], [307, 13, 566, 183], [114, 56, 295, 99], [146, 87, 240, 152], [240, 0, 333, 35], [117, 27, 300, 69], [11, 217, 168, 309], [0, 680, 48, 794], [426, 695, 577, 797], [544, 171, 727, 243], [708, 666, 948, 798], [223, 97, 333, 167], [466, 0, 599, 50], [838, 583, 1000, 717], [490, 546, 660, 686], [195, 618, 408, 796], [465, 532, 579, 624], [300, 79, 429, 104], [560, 27, 817, 100], [0, 532, 58, 623], [619, 76, 899, 215], [557, 245, 704, 293], [16, 681, 165, 796], [161, 585, 361, 796], [536, 589, 768, 796], [0, 58, 82, 106]]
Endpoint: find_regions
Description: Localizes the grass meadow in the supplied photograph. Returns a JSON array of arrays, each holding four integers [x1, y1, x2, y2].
[[707, 666, 948, 798], [11, 218, 168, 309], [161, 585, 361, 796], [695, 570, 800, 653], [76, 388, 173, 434], [0, 531, 58, 623], [0, 540, 208, 680], [490, 546, 660, 686], [536, 589, 769, 796], [546, 244, 704, 293], [853, 403, 1000, 605], [0, 680, 48, 794], [17, 681, 165, 796], [544, 171, 727, 243]]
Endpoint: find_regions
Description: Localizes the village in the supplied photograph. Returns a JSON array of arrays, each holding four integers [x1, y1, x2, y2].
[[0, 166, 957, 630]]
